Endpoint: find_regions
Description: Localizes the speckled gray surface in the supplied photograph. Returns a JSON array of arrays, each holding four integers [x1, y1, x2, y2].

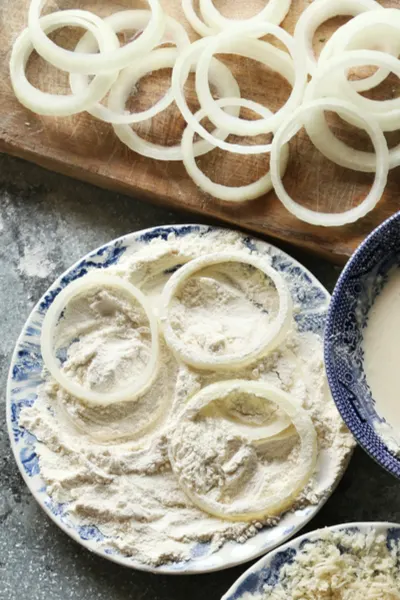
[[1, 153, 399, 600]]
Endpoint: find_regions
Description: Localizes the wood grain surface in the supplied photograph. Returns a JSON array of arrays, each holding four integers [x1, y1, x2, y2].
[[1, 0, 399, 262]]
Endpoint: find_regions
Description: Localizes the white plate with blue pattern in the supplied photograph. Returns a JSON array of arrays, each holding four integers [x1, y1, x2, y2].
[[7, 224, 346, 574], [222, 522, 400, 599]]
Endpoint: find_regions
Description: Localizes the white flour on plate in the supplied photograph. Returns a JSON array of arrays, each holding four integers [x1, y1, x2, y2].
[[20, 230, 354, 566]]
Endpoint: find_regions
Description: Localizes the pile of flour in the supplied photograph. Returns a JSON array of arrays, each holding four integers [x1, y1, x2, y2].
[[20, 229, 354, 566]]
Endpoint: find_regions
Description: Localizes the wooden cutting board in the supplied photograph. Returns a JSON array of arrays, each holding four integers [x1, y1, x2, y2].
[[1, 0, 399, 262]]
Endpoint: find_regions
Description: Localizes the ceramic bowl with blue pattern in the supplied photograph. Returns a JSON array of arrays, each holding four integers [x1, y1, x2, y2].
[[8, 224, 347, 573], [222, 522, 400, 599], [325, 212, 400, 481]]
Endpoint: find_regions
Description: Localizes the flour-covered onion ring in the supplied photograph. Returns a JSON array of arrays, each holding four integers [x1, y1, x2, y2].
[[173, 37, 299, 155], [109, 47, 241, 161], [28, 0, 166, 75], [181, 98, 290, 202], [294, 0, 382, 85], [212, 386, 295, 444], [181, 0, 217, 37], [10, 11, 119, 116], [160, 252, 292, 370], [41, 272, 159, 406], [270, 98, 389, 227], [70, 11, 190, 124], [318, 9, 400, 93], [169, 380, 317, 521], [199, 0, 292, 31], [195, 23, 305, 138]]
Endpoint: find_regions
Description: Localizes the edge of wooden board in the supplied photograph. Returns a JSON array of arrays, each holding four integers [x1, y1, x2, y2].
[[0, 133, 356, 265]]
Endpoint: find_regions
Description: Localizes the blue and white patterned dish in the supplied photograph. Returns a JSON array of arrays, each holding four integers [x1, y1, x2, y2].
[[8, 224, 343, 574], [325, 212, 400, 481], [222, 522, 400, 599]]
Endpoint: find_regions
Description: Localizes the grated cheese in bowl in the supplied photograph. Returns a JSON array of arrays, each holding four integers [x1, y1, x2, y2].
[[263, 529, 400, 599]]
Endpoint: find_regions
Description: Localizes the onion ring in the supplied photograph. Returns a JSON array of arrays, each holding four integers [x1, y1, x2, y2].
[[181, 98, 290, 202], [173, 37, 300, 155], [168, 379, 317, 521], [70, 11, 190, 124], [304, 49, 400, 172], [270, 97, 389, 226], [199, 0, 292, 30], [181, 0, 217, 37], [41, 272, 159, 406], [109, 47, 241, 161], [10, 11, 119, 116], [160, 252, 293, 369], [307, 50, 400, 132], [318, 9, 400, 93], [28, 0, 166, 75], [195, 23, 306, 138], [294, 0, 382, 82]]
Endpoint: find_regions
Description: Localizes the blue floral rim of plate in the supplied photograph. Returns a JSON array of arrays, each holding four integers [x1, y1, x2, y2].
[[325, 211, 400, 480], [222, 522, 400, 599], [7, 224, 336, 574]]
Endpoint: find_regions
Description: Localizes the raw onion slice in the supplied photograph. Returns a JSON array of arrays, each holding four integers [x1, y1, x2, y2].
[[160, 252, 293, 370], [10, 11, 119, 116], [70, 11, 190, 124], [28, 0, 166, 75], [181, 98, 290, 202], [305, 48, 400, 139], [294, 0, 382, 84], [195, 23, 305, 138], [318, 10, 400, 93], [172, 37, 299, 155], [181, 0, 217, 37], [41, 272, 159, 406], [304, 51, 400, 172], [109, 47, 241, 161], [168, 380, 317, 521], [199, 0, 292, 30], [308, 50, 400, 132], [270, 97, 389, 227]]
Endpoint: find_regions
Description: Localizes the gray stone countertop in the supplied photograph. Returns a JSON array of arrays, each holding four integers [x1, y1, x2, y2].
[[1, 154, 399, 600]]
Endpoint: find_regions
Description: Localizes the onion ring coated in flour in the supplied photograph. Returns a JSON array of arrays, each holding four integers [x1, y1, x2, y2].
[[69, 11, 190, 124], [41, 272, 160, 406], [195, 24, 304, 137], [160, 252, 293, 370], [181, 98, 290, 202], [168, 380, 317, 521], [9, 11, 119, 116], [109, 46, 241, 161], [270, 98, 389, 227], [28, 0, 166, 75], [199, 0, 292, 30]]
